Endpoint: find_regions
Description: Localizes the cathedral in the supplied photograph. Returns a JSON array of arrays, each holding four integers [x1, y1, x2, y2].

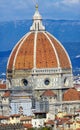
[[2, 5, 80, 117]]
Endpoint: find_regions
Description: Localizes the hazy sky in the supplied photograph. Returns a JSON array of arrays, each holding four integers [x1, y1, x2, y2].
[[0, 0, 80, 21]]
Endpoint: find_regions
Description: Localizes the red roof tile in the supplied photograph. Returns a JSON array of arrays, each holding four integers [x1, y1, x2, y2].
[[7, 31, 71, 73], [56, 117, 70, 125], [10, 114, 20, 117], [23, 123, 32, 128], [3, 91, 10, 97], [45, 120, 54, 125], [63, 88, 80, 101], [7, 40, 21, 70], [0, 84, 6, 89], [0, 116, 9, 120], [41, 90, 56, 97], [47, 33, 71, 69], [36, 33, 58, 68]]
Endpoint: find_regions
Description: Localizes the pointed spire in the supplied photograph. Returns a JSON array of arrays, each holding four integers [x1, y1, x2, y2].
[[30, 4, 45, 31]]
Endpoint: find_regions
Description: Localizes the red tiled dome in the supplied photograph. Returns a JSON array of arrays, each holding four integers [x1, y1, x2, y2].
[[7, 31, 71, 71], [63, 88, 80, 101]]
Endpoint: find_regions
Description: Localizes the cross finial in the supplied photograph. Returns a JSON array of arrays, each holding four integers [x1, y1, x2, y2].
[[35, 4, 38, 11]]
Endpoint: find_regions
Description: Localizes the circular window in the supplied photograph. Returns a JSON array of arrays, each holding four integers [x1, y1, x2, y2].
[[44, 79, 50, 85], [22, 79, 28, 86]]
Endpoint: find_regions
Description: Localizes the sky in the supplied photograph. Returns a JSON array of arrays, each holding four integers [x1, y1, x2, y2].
[[0, 0, 80, 21]]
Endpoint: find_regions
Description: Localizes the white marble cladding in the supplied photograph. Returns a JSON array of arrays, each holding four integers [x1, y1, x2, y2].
[[11, 76, 33, 88], [14, 68, 72, 76], [11, 74, 71, 90], [32, 68, 71, 74], [33, 75, 62, 90], [8, 68, 73, 90]]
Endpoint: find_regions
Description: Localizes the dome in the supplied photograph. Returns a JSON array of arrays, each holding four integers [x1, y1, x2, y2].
[[7, 5, 71, 72], [7, 31, 71, 71]]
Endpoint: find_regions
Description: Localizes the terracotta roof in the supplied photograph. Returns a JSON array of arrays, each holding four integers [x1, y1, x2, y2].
[[76, 128, 80, 130], [0, 84, 6, 89], [7, 33, 34, 71], [66, 120, 73, 125], [47, 33, 71, 69], [10, 114, 20, 118], [3, 91, 10, 97], [23, 123, 32, 128], [56, 117, 70, 125], [7, 38, 24, 70], [63, 88, 80, 101], [36, 32, 58, 68], [7, 31, 71, 73], [45, 120, 54, 125], [41, 90, 56, 97], [0, 116, 9, 120], [20, 116, 32, 121]]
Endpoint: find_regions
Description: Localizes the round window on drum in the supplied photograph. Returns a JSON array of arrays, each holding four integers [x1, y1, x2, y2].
[[22, 79, 28, 86], [44, 78, 50, 85]]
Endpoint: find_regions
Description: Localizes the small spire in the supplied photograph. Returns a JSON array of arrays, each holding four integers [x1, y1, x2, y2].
[[30, 3, 45, 31]]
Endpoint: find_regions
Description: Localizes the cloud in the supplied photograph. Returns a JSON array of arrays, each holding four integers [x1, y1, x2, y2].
[[76, 55, 80, 58], [0, 0, 33, 10], [43, 0, 80, 10], [62, 0, 80, 5], [47, 0, 80, 8], [0, 0, 80, 21], [0, 0, 34, 21]]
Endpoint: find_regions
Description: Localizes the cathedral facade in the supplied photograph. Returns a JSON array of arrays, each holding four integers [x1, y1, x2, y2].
[[6, 5, 80, 116]]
